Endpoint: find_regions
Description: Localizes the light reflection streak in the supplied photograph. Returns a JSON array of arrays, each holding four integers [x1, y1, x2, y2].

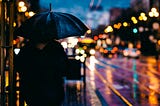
[[105, 68, 112, 95], [138, 66, 148, 103], [5, 71, 9, 87], [89, 56, 98, 71], [104, 68, 113, 103], [76, 81, 81, 91], [147, 65, 159, 104], [105, 60, 113, 92], [88, 56, 98, 89], [106, 68, 113, 84], [132, 59, 139, 100]]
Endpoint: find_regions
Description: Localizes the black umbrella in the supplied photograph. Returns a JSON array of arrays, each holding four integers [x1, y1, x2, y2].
[[14, 11, 89, 42]]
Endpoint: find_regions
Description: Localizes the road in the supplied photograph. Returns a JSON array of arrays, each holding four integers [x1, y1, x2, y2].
[[85, 55, 160, 106]]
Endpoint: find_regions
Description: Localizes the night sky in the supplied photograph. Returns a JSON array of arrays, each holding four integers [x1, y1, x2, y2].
[[40, 0, 130, 21]]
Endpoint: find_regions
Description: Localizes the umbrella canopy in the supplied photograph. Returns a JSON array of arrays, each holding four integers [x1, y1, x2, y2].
[[14, 11, 89, 43]]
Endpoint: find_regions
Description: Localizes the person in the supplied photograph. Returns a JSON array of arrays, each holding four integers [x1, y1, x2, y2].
[[14, 39, 69, 106]]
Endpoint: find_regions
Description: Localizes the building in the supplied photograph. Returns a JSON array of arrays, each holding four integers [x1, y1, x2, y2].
[[86, 5, 110, 29], [130, 0, 150, 12], [109, 8, 123, 24], [130, 0, 160, 12]]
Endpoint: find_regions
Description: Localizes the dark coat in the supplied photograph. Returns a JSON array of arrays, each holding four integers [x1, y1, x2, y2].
[[14, 40, 69, 106]]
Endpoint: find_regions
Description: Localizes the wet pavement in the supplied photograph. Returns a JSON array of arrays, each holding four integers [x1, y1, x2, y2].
[[63, 79, 101, 106], [63, 57, 102, 106], [3, 56, 160, 106], [83, 56, 160, 106], [63, 58, 132, 106]]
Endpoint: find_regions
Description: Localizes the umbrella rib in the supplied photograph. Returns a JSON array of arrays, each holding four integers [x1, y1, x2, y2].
[[56, 12, 84, 31]]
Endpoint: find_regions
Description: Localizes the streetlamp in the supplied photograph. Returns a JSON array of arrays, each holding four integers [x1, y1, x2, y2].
[[18, 1, 27, 13], [104, 25, 113, 33], [16, 0, 28, 27], [149, 7, 159, 18], [16, 0, 36, 27], [148, 7, 160, 61]]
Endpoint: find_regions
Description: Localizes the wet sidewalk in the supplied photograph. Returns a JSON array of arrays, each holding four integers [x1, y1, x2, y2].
[[63, 78, 102, 106], [62, 57, 101, 106], [3, 58, 102, 106]]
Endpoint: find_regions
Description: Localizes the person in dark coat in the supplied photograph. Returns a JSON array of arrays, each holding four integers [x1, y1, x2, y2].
[[14, 39, 69, 106]]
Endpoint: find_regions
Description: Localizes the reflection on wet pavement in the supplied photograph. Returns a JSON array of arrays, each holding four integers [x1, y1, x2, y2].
[[3, 56, 160, 106], [101, 57, 160, 105]]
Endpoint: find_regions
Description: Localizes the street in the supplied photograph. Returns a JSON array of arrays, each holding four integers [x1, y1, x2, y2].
[[0, 54, 159, 106], [3, 53, 160, 106], [85, 54, 160, 106], [0, 0, 160, 106]]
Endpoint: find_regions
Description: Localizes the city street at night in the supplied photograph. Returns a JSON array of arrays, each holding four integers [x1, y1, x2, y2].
[[1, 0, 160, 106], [62, 53, 160, 106]]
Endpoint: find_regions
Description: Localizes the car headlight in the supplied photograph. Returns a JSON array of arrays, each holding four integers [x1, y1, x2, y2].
[[89, 49, 95, 55]]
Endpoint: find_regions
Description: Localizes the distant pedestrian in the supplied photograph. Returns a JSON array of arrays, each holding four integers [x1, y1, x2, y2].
[[14, 39, 69, 106]]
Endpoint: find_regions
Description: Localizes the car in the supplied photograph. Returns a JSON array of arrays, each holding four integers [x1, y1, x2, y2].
[[77, 40, 96, 57], [123, 48, 141, 59], [102, 45, 119, 58]]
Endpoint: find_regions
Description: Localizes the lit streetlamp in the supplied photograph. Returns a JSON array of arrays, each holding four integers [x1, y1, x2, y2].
[[148, 7, 160, 60], [149, 8, 159, 18], [18, 1, 27, 13], [17, 0, 36, 26]]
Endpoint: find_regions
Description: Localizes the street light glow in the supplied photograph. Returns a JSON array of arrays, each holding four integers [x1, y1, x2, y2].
[[104, 26, 113, 33], [86, 29, 91, 34], [143, 17, 147, 21], [131, 16, 138, 24], [149, 12, 154, 17], [113, 23, 121, 29], [149, 8, 159, 17], [151, 8, 157, 13], [140, 12, 145, 17], [154, 12, 159, 17], [123, 22, 128, 27], [158, 40, 160, 45], [18, 1, 25, 7], [21, 6, 27, 12], [139, 12, 147, 21]]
